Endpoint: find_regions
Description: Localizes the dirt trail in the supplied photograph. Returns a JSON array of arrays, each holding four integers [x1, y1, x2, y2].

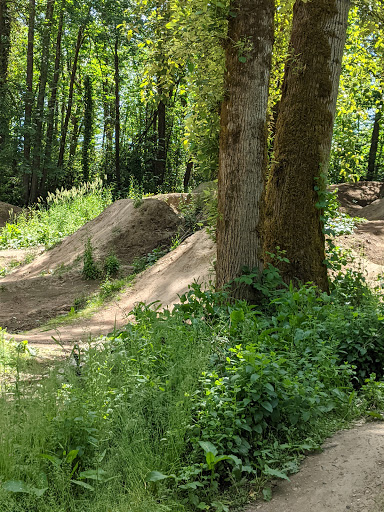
[[247, 421, 384, 512], [2, 186, 384, 510], [8, 230, 216, 350]]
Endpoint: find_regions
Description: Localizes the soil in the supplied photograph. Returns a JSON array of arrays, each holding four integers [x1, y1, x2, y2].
[[246, 421, 384, 512], [0, 201, 22, 227], [2, 185, 384, 511]]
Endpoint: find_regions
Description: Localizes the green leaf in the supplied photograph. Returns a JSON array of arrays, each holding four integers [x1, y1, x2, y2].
[[261, 401, 273, 413], [71, 479, 95, 491], [263, 465, 290, 481], [79, 469, 108, 482], [198, 440, 218, 457], [3, 480, 47, 497], [262, 487, 272, 501], [238, 56, 247, 63], [145, 471, 169, 483], [38, 453, 62, 468], [65, 449, 79, 464]]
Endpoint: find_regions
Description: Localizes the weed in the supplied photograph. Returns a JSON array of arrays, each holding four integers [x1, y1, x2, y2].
[[0, 179, 112, 249], [82, 238, 101, 280], [103, 253, 120, 277]]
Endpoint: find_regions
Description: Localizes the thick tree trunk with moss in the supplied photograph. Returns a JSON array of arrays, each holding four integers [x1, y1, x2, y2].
[[216, 0, 274, 299], [264, 0, 350, 292]]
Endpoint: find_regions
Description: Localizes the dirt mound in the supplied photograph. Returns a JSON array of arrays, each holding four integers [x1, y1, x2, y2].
[[12, 198, 181, 279], [0, 198, 181, 331], [9, 229, 216, 345], [0, 201, 22, 227], [329, 181, 384, 216]]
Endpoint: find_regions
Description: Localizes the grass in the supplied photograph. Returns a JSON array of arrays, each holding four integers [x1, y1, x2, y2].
[[0, 266, 383, 511], [0, 179, 112, 250]]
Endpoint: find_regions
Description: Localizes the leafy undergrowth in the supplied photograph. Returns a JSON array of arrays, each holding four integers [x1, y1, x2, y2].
[[1, 268, 384, 512], [0, 179, 112, 249]]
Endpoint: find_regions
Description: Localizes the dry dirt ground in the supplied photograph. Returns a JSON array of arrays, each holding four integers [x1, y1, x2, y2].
[[2, 186, 384, 511]]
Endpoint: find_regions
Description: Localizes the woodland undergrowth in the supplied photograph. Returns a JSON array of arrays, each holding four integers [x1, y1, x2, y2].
[[1, 265, 384, 512]]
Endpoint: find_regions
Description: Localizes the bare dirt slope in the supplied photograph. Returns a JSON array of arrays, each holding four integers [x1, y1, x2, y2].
[[247, 421, 384, 512], [10, 229, 215, 346], [0, 198, 181, 332]]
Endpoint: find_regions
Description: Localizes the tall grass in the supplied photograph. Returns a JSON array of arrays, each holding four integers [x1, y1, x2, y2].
[[0, 179, 112, 249], [0, 270, 383, 511]]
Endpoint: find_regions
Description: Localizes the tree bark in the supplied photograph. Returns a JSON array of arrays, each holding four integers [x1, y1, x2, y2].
[[0, 0, 11, 149], [29, 0, 55, 204], [215, 0, 275, 300], [183, 159, 193, 191], [155, 98, 166, 188], [367, 109, 381, 181], [57, 24, 84, 170], [114, 35, 121, 188], [41, 0, 65, 196], [264, 0, 350, 292], [23, 0, 35, 205]]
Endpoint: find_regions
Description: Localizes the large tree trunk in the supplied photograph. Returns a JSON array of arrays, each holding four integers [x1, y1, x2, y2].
[[57, 25, 84, 170], [367, 109, 381, 181], [114, 35, 121, 188], [0, 0, 11, 149], [41, 0, 65, 196], [29, 0, 55, 204], [23, 0, 35, 205], [215, 0, 275, 300], [264, 0, 350, 292]]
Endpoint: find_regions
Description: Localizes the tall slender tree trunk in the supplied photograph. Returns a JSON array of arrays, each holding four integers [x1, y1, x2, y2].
[[0, 0, 11, 150], [367, 109, 381, 181], [155, 97, 166, 188], [41, 0, 65, 196], [29, 0, 55, 204], [57, 25, 84, 170], [23, 0, 35, 205], [264, 0, 350, 292], [183, 158, 193, 192], [114, 35, 121, 188], [216, 0, 275, 300]]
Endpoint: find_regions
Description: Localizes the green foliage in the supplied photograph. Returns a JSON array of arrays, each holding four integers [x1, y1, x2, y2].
[[0, 180, 112, 249], [132, 246, 169, 273], [2, 265, 384, 510], [82, 238, 101, 280], [103, 253, 121, 278]]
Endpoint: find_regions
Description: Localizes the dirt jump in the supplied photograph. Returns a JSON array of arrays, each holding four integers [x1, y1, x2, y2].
[[1, 184, 384, 511]]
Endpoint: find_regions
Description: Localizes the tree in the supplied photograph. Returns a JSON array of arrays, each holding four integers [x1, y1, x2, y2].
[[264, 0, 350, 292], [22, 0, 35, 205], [215, 0, 275, 299]]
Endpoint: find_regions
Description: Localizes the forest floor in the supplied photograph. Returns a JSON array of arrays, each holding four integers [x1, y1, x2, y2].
[[2, 184, 384, 511]]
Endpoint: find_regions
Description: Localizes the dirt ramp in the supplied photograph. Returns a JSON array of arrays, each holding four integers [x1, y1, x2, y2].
[[13, 230, 216, 345], [0, 198, 182, 332], [11, 198, 181, 278], [329, 181, 384, 217], [0, 201, 22, 228]]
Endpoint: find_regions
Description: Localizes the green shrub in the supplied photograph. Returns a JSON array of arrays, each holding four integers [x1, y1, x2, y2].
[[0, 179, 112, 249], [82, 238, 101, 280], [103, 253, 120, 277]]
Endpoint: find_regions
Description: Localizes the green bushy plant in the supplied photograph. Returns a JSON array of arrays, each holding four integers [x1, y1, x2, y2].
[[0, 179, 112, 249], [103, 253, 120, 277], [82, 238, 101, 280]]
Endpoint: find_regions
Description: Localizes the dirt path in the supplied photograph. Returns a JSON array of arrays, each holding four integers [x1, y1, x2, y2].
[[247, 421, 384, 512], [6, 230, 215, 352]]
